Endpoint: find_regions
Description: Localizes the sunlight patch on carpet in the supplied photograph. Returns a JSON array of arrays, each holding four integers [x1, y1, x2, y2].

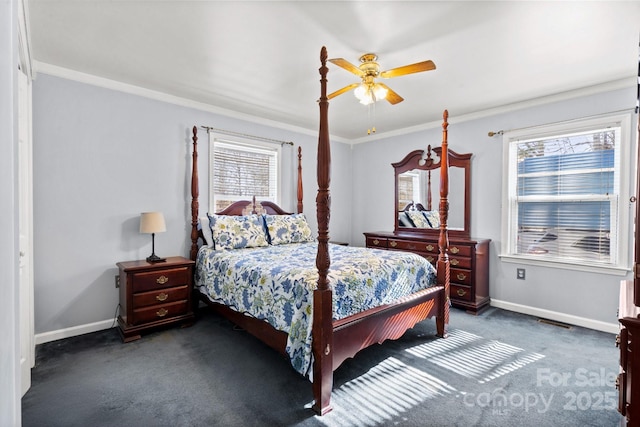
[[405, 329, 545, 383], [315, 356, 456, 427]]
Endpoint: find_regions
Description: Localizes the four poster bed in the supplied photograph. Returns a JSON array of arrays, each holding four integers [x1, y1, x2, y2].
[[188, 47, 451, 415]]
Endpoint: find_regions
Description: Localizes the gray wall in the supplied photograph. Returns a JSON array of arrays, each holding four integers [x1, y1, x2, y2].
[[351, 87, 638, 327], [1, 0, 20, 424], [30, 71, 638, 335], [31, 74, 352, 334]]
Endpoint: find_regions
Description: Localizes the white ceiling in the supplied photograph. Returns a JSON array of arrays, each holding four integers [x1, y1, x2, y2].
[[27, 1, 640, 142]]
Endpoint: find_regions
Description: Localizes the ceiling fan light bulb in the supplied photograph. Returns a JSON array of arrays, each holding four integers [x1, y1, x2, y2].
[[373, 84, 388, 101], [354, 84, 367, 100]]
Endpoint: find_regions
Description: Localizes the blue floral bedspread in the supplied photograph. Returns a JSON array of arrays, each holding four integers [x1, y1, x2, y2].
[[195, 242, 437, 378]]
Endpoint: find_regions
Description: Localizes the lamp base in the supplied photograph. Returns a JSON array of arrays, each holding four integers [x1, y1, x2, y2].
[[146, 254, 166, 263]]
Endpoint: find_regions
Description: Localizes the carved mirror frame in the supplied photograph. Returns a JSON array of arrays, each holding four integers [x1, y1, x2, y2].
[[393, 146, 472, 239]]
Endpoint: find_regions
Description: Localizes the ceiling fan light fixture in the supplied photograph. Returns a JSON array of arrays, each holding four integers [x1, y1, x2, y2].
[[354, 82, 387, 105], [354, 83, 374, 105], [373, 84, 388, 101]]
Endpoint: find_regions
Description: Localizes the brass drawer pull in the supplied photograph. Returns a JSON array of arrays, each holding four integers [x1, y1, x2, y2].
[[426, 244, 434, 251], [390, 241, 398, 248], [457, 289, 467, 297], [616, 376, 620, 389], [156, 275, 169, 284], [450, 246, 460, 254], [156, 292, 169, 302], [156, 308, 169, 317], [427, 256, 434, 263], [373, 239, 380, 245], [450, 259, 459, 266], [457, 273, 467, 281], [616, 334, 621, 347]]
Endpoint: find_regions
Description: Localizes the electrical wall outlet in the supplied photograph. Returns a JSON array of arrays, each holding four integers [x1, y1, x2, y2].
[[115, 275, 120, 288], [517, 268, 526, 280]]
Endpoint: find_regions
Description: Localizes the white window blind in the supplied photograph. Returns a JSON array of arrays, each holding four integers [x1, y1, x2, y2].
[[397, 172, 420, 209], [210, 139, 279, 213], [502, 114, 630, 270]]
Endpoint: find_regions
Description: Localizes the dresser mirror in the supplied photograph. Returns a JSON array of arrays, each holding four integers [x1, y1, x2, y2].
[[393, 146, 471, 239]]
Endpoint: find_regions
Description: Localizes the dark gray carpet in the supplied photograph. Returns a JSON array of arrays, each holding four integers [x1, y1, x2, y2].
[[22, 307, 624, 426]]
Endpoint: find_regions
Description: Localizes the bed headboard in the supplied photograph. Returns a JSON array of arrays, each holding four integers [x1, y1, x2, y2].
[[189, 128, 304, 260], [215, 198, 293, 216]]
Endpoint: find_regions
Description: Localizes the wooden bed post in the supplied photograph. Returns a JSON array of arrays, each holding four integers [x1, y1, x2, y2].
[[190, 126, 199, 261], [297, 146, 303, 214], [312, 46, 334, 416], [436, 111, 450, 338]]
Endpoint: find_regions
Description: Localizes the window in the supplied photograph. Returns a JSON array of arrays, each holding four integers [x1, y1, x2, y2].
[[209, 137, 280, 213], [501, 114, 631, 271], [397, 171, 420, 209]]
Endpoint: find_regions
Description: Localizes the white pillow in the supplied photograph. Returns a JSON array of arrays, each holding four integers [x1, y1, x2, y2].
[[199, 215, 214, 247]]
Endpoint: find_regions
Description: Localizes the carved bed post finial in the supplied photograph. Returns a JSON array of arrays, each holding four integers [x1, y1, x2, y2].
[[312, 45, 334, 416], [297, 146, 303, 214], [190, 126, 200, 261]]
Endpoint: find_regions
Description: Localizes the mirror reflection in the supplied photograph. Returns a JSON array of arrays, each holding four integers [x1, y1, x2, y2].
[[393, 146, 471, 239], [397, 167, 465, 230]]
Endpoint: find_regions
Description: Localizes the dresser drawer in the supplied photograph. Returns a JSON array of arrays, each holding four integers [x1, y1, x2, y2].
[[132, 267, 190, 292], [133, 285, 190, 308], [423, 254, 437, 266], [449, 256, 471, 269], [451, 284, 472, 302], [389, 239, 438, 253], [366, 236, 388, 248], [132, 300, 189, 325], [451, 267, 472, 285], [448, 245, 471, 257]]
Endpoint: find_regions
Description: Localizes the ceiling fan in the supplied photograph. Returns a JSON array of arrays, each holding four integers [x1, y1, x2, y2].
[[328, 53, 436, 105]]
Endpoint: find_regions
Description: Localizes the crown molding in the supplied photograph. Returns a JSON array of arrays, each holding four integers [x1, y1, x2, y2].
[[350, 76, 636, 145], [33, 61, 352, 144], [32, 61, 633, 146]]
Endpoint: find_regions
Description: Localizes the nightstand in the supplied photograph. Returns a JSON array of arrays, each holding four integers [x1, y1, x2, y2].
[[116, 256, 195, 342]]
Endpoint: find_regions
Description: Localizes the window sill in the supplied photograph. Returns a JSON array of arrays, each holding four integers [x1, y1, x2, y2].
[[499, 254, 630, 276]]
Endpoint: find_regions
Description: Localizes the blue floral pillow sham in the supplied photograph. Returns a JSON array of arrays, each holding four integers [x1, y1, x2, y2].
[[263, 214, 314, 245], [423, 210, 440, 228], [405, 211, 430, 228], [207, 214, 269, 250]]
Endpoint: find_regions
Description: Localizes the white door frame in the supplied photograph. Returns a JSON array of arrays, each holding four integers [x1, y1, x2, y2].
[[18, 0, 34, 397]]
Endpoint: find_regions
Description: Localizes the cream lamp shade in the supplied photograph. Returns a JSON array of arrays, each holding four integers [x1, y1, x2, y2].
[[140, 212, 166, 263], [140, 212, 166, 234]]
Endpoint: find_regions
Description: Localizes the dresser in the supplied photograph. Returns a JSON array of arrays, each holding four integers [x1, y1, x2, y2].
[[364, 231, 490, 313], [618, 317, 640, 424], [117, 256, 195, 342]]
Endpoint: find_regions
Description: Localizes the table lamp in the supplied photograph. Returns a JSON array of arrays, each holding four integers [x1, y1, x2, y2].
[[140, 212, 166, 263]]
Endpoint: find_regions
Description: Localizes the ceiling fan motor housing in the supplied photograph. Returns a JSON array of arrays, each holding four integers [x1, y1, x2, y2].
[[359, 53, 380, 77]]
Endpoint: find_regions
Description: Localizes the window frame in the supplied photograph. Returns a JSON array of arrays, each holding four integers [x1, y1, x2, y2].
[[500, 112, 632, 275], [208, 134, 282, 214]]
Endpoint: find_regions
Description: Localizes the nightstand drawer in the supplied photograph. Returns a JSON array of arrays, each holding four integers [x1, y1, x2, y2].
[[132, 300, 188, 325], [133, 285, 190, 308], [132, 267, 190, 292]]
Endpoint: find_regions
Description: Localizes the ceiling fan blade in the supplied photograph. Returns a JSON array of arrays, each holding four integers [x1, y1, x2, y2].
[[379, 60, 436, 79], [377, 83, 404, 105], [328, 83, 360, 100], [328, 58, 364, 77]]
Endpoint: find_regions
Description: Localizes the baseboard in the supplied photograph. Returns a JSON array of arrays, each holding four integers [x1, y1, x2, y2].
[[35, 318, 116, 345], [33, 301, 620, 345], [490, 299, 619, 334]]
